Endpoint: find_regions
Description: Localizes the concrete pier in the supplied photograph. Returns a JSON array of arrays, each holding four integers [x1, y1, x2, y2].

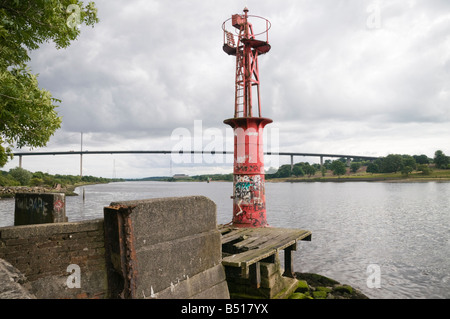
[[14, 193, 67, 226], [103, 196, 230, 299]]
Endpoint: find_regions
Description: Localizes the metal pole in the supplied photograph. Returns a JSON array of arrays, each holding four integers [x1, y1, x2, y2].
[[291, 155, 294, 174], [80, 132, 83, 178]]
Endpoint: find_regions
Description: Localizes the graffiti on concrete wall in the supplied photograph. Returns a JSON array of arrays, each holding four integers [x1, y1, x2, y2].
[[16, 196, 48, 215], [14, 193, 66, 225], [54, 199, 64, 213]]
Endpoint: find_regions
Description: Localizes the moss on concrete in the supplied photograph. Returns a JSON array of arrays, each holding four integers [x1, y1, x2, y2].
[[289, 292, 312, 299], [285, 272, 369, 300], [295, 280, 309, 293]]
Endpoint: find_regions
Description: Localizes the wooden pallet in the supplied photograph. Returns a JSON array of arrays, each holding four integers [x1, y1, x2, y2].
[[219, 225, 312, 286]]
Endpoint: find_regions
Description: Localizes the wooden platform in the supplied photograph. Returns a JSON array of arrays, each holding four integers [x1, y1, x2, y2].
[[219, 225, 312, 286]]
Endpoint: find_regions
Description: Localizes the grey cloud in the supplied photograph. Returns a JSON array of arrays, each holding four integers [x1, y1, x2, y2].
[[12, 0, 450, 177]]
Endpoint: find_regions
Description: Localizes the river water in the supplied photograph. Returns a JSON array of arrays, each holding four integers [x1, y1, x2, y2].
[[1, 180, 449, 299]]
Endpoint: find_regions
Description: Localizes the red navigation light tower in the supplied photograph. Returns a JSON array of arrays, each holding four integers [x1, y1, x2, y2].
[[222, 7, 272, 228]]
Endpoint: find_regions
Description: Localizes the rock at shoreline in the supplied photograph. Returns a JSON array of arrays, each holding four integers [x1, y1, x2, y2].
[[0, 186, 77, 198], [0, 258, 35, 299], [290, 273, 369, 299]]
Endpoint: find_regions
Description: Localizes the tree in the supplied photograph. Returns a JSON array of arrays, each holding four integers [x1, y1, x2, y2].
[[417, 164, 431, 175], [380, 154, 404, 173], [330, 160, 346, 177], [9, 167, 32, 185], [292, 165, 304, 177], [323, 159, 332, 170], [434, 150, 450, 169], [366, 162, 379, 174], [0, 1, 99, 167], [350, 162, 361, 173], [280, 165, 293, 178], [401, 166, 413, 177], [413, 154, 430, 165], [304, 164, 316, 177], [402, 155, 416, 170]]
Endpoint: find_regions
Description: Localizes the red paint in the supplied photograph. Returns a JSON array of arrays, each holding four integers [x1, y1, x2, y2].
[[223, 8, 272, 228], [54, 199, 64, 212]]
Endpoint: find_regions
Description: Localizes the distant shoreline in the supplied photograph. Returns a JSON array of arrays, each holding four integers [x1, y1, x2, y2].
[[0, 183, 95, 199], [267, 176, 450, 183]]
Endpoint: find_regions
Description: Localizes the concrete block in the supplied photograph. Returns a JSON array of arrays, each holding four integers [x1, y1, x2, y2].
[[108, 196, 217, 247], [135, 230, 222, 295], [14, 193, 67, 226], [152, 264, 229, 299], [104, 196, 229, 299]]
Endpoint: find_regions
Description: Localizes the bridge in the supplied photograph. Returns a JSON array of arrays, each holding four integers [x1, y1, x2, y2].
[[12, 150, 380, 176]]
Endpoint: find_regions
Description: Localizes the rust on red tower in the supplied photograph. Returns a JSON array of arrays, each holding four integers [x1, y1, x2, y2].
[[222, 8, 273, 228]]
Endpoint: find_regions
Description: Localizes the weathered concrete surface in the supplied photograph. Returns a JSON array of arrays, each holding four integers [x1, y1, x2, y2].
[[153, 264, 229, 299], [0, 258, 35, 299], [14, 193, 67, 226], [225, 253, 298, 299], [104, 196, 230, 299], [0, 219, 107, 299]]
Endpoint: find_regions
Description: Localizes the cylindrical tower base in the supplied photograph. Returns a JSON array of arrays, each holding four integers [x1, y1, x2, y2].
[[224, 117, 272, 228]]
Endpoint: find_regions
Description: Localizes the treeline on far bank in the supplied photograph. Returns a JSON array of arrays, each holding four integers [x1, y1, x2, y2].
[[0, 167, 123, 187], [266, 150, 450, 179]]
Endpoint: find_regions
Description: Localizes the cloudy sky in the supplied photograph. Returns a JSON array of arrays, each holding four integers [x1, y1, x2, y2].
[[5, 0, 450, 178]]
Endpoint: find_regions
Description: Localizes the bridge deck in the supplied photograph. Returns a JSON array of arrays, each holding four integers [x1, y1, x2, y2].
[[13, 150, 380, 160]]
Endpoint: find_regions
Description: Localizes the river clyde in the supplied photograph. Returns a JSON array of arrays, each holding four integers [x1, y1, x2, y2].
[[1, 180, 449, 299]]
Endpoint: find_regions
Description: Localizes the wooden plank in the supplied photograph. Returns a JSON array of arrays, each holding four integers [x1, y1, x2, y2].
[[251, 262, 261, 288], [221, 228, 312, 270], [222, 254, 245, 267], [218, 226, 233, 235], [233, 235, 261, 250], [223, 228, 311, 252], [227, 239, 295, 267], [221, 228, 251, 244], [283, 246, 295, 278], [239, 240, 298, 267], [243, 230, 286, 250], [242, 229, 310, 251]]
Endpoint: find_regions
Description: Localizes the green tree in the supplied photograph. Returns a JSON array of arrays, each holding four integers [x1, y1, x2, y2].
[[292, 165, 304, 177], [366, 162, 379, 174], [417, 164, 431, 175], [320, 166, 327, 177], [380, 154, 404, 173], [434, 150, 450, 169], [330, 160, 346, 177], [268, 164, 291, 178], [29, 177, 44, 186], [9, 167, 32, 185], [0, 1, 99, 167], [413, 154, 430, 165], [323, 159, 332, 170], [402, 155, 416, 170], [304, 165, 316, 177], [350, 162, 361, 173], [0, 171, 19, 186], [401, 166, 413, 177]]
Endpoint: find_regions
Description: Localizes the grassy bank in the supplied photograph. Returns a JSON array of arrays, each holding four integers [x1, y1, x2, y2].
[[0, 182, 103, 199], [268, 168, 450, 183], [0, 167, 124, 199]]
